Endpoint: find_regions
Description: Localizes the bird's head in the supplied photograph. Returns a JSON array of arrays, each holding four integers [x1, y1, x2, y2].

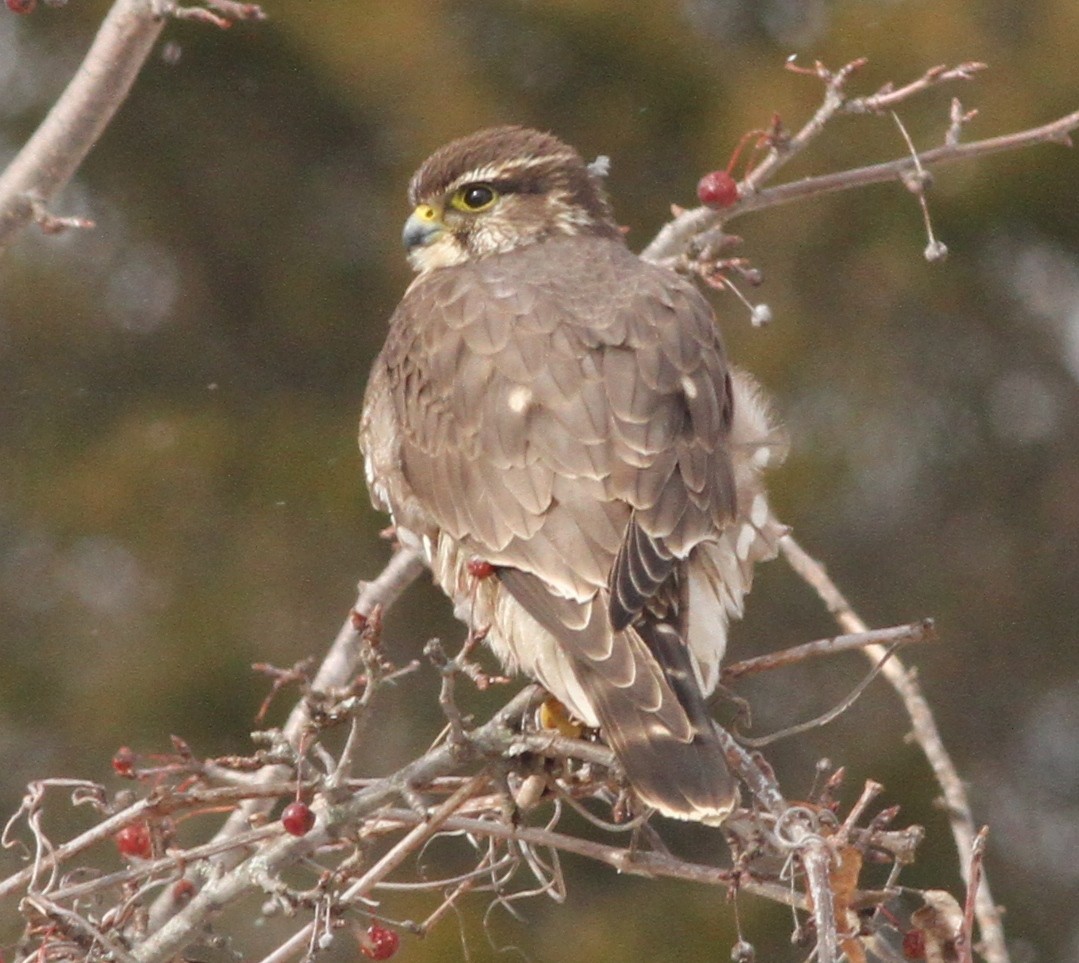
[[401, 126, 621, 273]]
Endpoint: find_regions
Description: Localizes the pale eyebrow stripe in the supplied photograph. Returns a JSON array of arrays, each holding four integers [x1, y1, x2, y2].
[[442, 152, 577, 194]]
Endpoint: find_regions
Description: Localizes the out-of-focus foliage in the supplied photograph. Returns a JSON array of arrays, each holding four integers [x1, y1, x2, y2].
[[1, 0, 1077, 959]]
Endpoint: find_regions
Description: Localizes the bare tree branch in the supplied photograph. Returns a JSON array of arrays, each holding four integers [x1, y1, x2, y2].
[[0, 0, 266, 256], [731, 109, 1079, 223], [128, 686, 541, 963], [642, 56, 1077, 266], [0, 0, 165, 254], [251, 774, 489, 963]]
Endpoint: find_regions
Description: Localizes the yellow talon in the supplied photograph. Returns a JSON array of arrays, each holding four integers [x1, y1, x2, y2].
[[539, 697, 585, 738]]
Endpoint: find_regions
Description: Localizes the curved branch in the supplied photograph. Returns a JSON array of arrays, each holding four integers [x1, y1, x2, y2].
[[0, 0, 166, 255]]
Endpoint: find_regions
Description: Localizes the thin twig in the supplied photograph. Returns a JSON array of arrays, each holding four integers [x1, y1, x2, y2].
[[426, 639, 472, 745], [891, 110, 949, 261], [738, 641, 903, 748], [960, 827, 989, 963], [837, 781, 884, 843], [947, 97, 979, 148], [736, 109, 1078, 218], [364, 808, 811, 905], [742, 57, 870, 195], [22, 894, 139, 963], [415, 875, 476, 935], [722, 620, 934, 681], [643, 57, 980, 262], [344, 774, 490, 902], [714, 723, 787, 817], [845, 62, 987, 115]]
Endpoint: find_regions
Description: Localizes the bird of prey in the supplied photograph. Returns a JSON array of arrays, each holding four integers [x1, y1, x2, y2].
[[360, 126, 784, 823]]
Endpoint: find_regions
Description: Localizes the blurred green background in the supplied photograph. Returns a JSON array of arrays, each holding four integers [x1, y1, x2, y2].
[[2, 0, 1078, 960]]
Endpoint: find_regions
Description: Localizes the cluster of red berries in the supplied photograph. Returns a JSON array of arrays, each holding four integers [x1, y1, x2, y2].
[[6, 0, 36, 14]]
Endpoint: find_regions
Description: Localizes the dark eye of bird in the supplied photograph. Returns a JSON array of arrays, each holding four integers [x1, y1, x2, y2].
[[462, 184, 495, 210]]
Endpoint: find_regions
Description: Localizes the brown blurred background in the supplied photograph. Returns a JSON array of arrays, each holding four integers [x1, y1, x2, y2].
[[1, 0, 1077, 960]]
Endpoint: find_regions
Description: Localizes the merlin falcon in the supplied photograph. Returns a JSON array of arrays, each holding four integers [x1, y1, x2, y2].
[[360, 126, 784, 822]]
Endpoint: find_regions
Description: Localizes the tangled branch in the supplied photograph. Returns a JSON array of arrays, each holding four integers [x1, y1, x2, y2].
[[1, 595, 938, 963]]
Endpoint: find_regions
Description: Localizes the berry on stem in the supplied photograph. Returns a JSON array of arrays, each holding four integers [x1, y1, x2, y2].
[[360, 923, 399, 960], [697, 169, 740, 209], [281, 800, 316, 836], [115, 822, 152, 859]]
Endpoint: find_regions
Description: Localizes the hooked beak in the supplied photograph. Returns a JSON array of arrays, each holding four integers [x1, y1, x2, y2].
[[402, 203, 444, 252]]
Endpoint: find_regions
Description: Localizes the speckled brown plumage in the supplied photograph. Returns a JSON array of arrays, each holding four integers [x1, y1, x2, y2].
[[360, 127, 785, 822]]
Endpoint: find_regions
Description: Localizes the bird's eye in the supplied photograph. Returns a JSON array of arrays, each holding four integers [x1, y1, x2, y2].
[[452, 184, 497, 212]]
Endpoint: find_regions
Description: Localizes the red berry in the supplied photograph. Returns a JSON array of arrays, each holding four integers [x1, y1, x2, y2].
[[902, 929, 926, 960], [696, 170, 740, 209], [281, 801, 316, 836], [115, 822, 152, 859], [112, 746, 137, 779], [361, 924, 399, 960], [466, 557, 494, 580], [6, 0, 36, 12]]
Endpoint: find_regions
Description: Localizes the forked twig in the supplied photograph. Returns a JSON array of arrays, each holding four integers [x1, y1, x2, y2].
[[642, 55, 1077, 265]]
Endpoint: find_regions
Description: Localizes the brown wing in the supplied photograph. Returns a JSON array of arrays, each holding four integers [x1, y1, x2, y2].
[[378, 234, 736, 609]]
